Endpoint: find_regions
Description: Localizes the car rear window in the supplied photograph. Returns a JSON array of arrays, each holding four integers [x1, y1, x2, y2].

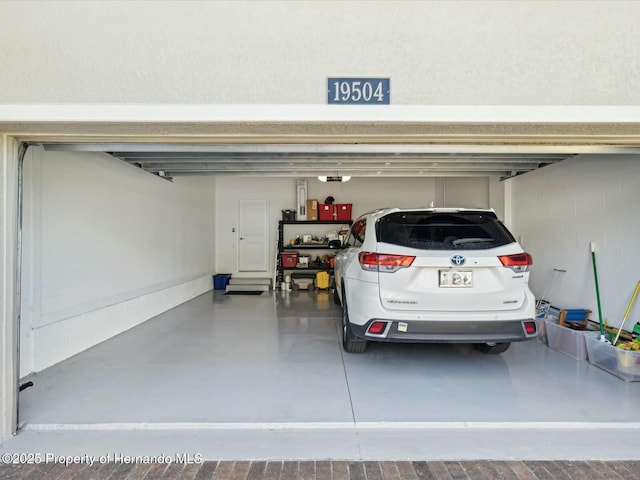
[[376, 211, 515, 250]]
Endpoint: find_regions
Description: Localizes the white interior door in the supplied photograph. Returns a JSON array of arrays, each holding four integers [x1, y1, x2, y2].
[[238, 199, 269, 272]]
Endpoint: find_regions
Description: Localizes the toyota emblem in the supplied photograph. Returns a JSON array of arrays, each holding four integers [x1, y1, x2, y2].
[[450, 255, 466, 266]]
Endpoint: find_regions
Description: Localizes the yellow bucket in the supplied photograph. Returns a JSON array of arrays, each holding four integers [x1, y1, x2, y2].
[[316, 271, 330, 290]]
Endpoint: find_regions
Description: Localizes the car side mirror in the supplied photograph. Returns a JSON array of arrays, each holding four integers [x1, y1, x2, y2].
[[329, 239, 342, 249]]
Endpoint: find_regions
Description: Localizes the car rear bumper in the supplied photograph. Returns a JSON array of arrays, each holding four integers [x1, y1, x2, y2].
[[344, 277, 536, 325], [350, 318, 537, 343]]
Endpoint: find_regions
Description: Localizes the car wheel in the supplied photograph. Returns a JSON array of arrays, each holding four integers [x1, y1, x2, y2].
[[333, 287, 341, 305], [474, 342, 511, 354], [341, 290, 368, 353]]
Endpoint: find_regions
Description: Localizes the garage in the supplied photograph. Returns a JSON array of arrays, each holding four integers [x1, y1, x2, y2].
[[0, 127, 638, 461], [2, 0, 640, 469]]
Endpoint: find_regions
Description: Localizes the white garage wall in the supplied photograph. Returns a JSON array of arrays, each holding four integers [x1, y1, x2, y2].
[[308, 178, 437, 219], [20, 147, 216, 375], [215, 176, 496, 277], [309, 177, 503, 219], [437, 178, 505, 218], [508, 155, 640, 330], [215, 177, 291, 278], [1, 1, 639, 105]]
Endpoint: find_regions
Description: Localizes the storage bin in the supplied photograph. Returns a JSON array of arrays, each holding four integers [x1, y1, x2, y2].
[[281, 209, 296, 221], [585, 336, 640, 382], [318, 204, 335, 221], [281, 252, 298, 268], [537, 307, 559, 342], [545, 320, 599, 360], [336, 203, 352, 221], [291, 272, 315, 290], [296, 255, 310, 268], [213, 274, 232, 290], [536, 318, 548, 343], [616, 348, 640, 377]]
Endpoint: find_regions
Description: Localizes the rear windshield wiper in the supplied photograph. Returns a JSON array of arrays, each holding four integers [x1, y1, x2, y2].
[[452, 238, 496, 246]]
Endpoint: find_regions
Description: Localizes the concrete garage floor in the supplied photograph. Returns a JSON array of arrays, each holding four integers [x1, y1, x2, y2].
[[4, 291, 640, 461]]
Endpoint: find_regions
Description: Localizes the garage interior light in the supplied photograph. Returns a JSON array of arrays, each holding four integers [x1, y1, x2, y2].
[[318, 175, 351, 182]]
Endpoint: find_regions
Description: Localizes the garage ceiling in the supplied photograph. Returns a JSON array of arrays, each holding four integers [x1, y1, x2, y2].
[[42, 143, 574, 179], [7, 110, 639, 180]]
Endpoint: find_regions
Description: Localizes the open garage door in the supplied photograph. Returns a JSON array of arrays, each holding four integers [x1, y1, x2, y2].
[[3, 113, 640, 459], [41, 142, 573, 179]]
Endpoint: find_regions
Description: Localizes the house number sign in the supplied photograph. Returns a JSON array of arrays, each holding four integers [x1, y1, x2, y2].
[[327, 78, 390, 105]]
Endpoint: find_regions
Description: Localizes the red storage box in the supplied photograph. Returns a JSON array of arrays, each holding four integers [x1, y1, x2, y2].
[[318, 204, 335, 221], [281, 252, 298, 268], [336, 203, 352, 221]]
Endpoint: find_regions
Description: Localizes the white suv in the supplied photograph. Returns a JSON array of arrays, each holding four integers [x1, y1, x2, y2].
[[334, 208, 537, 354]]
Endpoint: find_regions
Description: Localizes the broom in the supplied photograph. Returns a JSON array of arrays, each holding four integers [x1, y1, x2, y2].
[[612, 281, 640, 346], [590, 243, 606, 341]]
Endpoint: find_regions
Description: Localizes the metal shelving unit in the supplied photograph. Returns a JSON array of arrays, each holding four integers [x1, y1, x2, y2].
[[276, 220, 352, 288]]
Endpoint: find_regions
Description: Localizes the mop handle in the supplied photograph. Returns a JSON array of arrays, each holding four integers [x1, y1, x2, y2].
[[590, 243, 605, 337], [612, 280, 640, 346]]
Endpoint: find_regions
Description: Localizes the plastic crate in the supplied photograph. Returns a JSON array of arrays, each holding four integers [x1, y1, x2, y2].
[[318, 204, 335, 221], [585, 336, 640, 382], [545, 320, 599, 360], [281, 252, 298, 268], [537, 307, 560, 343], [335, 203, 352, 221], [213, 274, 232, 290]]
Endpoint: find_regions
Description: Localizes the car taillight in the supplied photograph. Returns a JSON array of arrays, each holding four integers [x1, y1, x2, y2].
[[358, 252, 416, 273], [498, 253, 533, 273]]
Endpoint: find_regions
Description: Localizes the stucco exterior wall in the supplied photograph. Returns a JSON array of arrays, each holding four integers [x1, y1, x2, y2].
[[1, 1, 639, 105]]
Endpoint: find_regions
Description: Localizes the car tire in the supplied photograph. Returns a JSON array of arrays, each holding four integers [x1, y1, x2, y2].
[[474, 342, 511, 354], [341, 289, 368, 353], [333, 287, 341, 305]]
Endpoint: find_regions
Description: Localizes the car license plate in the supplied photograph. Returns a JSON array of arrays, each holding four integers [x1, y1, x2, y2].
[[439, 270, 473, 288]]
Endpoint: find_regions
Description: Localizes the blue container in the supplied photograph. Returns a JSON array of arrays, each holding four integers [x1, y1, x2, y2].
[[213, 274, 232, 290], [563, 309, 590, 321]]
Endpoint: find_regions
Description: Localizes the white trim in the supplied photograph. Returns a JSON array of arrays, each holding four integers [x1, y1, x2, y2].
[[37, 273, 209, 328], [2, 104, 640, 123], [0, 135, 18, 442], [503, 179, 513, 231], [23, 421, 640, 431], [41, 143, 640, 154]]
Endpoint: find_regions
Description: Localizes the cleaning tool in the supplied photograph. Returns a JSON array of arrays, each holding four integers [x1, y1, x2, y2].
[[590, 243, 606, 341], [535, 268, 566, 320], [612, 280, 640, 346]]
